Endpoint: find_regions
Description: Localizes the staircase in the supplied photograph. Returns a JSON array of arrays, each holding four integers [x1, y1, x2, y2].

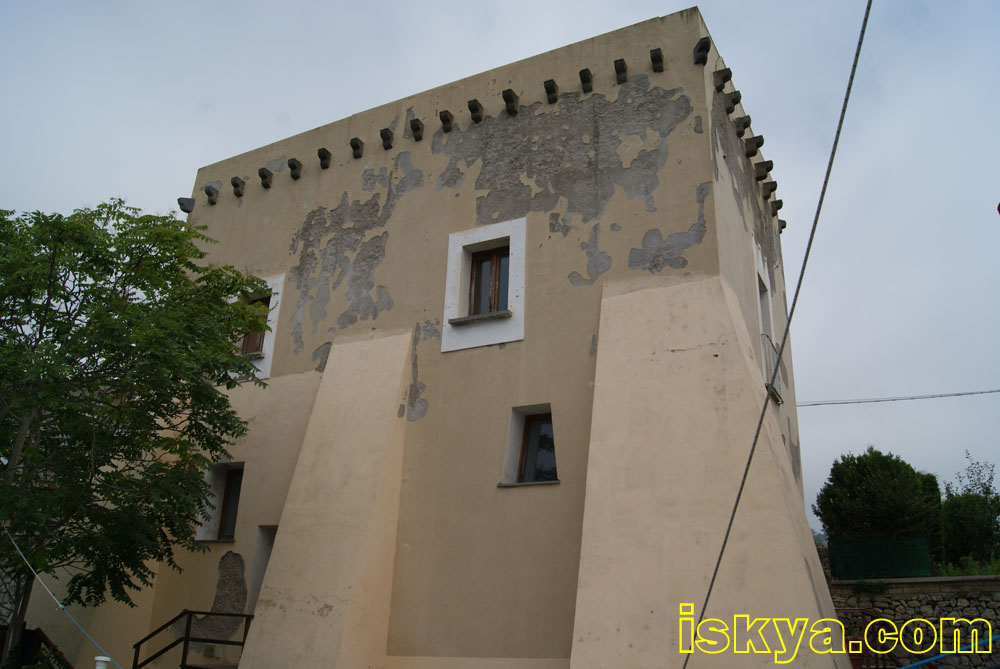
[[132, 610, 251, 669]]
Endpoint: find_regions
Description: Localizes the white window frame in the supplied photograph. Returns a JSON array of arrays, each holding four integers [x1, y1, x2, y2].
[[249, 272, 284, 379], [441, 218, 525, 352]]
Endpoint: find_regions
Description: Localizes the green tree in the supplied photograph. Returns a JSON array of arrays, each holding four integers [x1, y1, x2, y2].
[[943, 452, 1000, 565], [0, 201, 269, 663], [813, 446, 942, 557]]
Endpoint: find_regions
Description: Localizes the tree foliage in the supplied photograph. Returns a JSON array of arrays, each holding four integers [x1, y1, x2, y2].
[[813, 446, 942, 555], [943, 452, 1000, 564], [0, 201, 269, 658]]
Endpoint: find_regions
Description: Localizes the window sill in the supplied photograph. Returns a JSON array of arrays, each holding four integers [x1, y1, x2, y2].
[[448, 310, 512, 327], [497, 479, 560, 488], [196, 538, 236, 544]]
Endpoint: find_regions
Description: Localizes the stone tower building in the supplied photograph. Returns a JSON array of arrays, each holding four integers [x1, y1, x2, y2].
[[31, 8, 846, 668]]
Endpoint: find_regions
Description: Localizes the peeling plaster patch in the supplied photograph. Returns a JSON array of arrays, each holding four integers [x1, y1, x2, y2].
[[203, 180, 222, 194], [266, 156, 287, 173], [628, 182, 712, 274], [549, 212, 573, 237], [420, 319, 441, 341], [694, 116, 703, 134], [430, 75, 692, 227], [406, 324, 427, 421], [610, 223, 622, 231], [568, 223, 612, 286], [288, 152, 423, 353], [312, 341, 332, 372], [171, 552, 247, 644], [362, 167, 389, 191], [437, 163, 465, 190], [589, 334, 597, 356], [336, 232, 390, 330]]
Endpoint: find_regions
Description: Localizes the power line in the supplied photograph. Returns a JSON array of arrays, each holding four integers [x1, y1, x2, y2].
[[799, 388, 1000, 407], [682, 3, 874, 667], [2, 525, 122, 669]]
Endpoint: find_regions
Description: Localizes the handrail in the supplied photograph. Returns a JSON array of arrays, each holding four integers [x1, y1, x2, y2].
[[132, 610, 252, 669], [34, 626, 75, 669]]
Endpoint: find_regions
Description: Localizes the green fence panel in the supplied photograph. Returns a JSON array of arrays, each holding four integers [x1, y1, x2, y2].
[[828, 536, 932, 579]]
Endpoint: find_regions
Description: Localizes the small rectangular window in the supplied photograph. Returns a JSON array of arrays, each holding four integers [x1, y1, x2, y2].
[[241, 296, 270, 357], [469, 246, 509, 315], [217, 467, 244, 541], [518, 413, 558, 483]]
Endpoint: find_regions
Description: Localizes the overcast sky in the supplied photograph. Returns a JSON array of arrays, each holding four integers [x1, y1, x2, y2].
[[1, 1, 998, 531]]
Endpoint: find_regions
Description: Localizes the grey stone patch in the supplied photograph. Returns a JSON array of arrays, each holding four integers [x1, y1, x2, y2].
[[362, 167, 389, 191], [376, 285, 393, 312], [548, 212, 573, 237], [311, 341, 332, 373], [336, 232, 390, 330], [430, 75, 692, 227], [610, 223, 621, 231], [589, 334, 597, 356], [628, 182, 711, 274], [265, 156, 287, 173], [288, 153, 423, 353], [568, 223, 612, 286], [406, 324, 427, 421], [420, 319, 441, 341], [171, 552, 247, 645], [437, 163, 465, 190], [694, 115, 703, 134], [397, 403, 405, 418], [202, 180, 222, 194]]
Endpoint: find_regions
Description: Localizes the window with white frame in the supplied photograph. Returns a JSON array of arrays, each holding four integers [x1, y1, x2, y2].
[[244, 272, 284, 379], [441, 218, 525, 352], [498, 404, 559, 487]]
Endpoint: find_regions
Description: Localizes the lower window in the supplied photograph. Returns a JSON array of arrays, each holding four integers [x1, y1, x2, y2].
[[217, 466, 244, 540], [518, 413, 557, 483], [196, 462, 244, 541]]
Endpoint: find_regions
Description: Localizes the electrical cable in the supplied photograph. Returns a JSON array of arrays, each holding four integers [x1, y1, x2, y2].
[[798, 388, 1000, 406], [2, 525, 122, 669], [681, 2, 873, 667]]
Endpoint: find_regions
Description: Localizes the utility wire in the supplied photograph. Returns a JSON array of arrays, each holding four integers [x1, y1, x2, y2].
[[799, 388, 1000, 407], [2, 525, 122, 669], [682, 2, 873, 666]]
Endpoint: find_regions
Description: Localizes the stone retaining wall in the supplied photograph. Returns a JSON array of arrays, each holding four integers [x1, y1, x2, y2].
[[829, 576, 999, 667]]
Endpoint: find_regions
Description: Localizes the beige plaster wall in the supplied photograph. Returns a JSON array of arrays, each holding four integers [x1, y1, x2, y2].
[[569, 277, 843, 668], [238, 332, 411, 668]]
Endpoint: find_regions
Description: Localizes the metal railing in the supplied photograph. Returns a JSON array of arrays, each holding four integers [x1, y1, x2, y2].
[[131, 610, 251, 669]]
